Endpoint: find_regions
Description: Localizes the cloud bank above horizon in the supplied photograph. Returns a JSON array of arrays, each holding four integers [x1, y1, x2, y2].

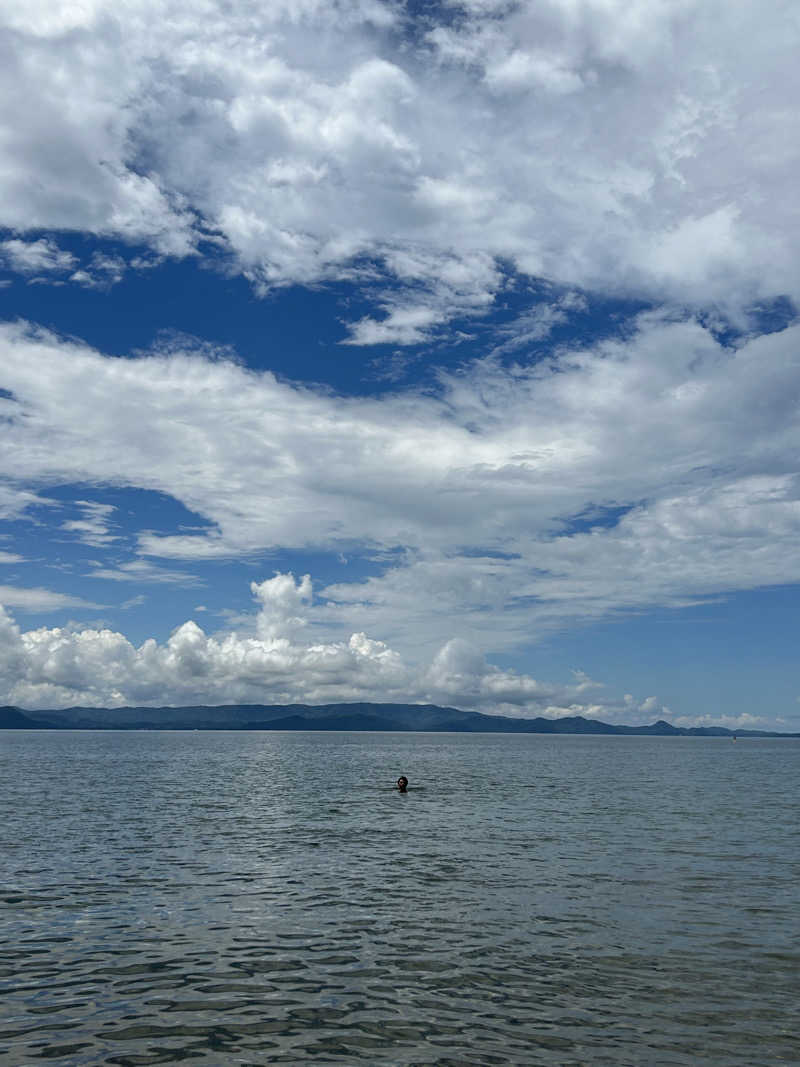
[[6, 571, 762, 731]]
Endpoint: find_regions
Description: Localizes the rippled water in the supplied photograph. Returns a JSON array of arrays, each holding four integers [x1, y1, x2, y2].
[[1, 730, 798, 1065]]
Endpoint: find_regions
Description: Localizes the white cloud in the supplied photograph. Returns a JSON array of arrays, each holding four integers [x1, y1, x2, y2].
[[1, 238, 128, 288], [1, 237, 76, 275], [0, 0, 798, 327], [346, 302, 443, 347], [489, 290, 587, 357], [0, 484, 53, 521], [343, 249, 502, 346], [62, 500, 118, 547], [87, 559, 201, 584], [0, 585, 101, 612], [2, 1, 797, 727], [3, 316, 800, 655], [69, 252, 127, 289], [672, 712, 768, 731], [0, 573, 675, 723], [252, 572, 312, 641], [121, 594, 147, 609]]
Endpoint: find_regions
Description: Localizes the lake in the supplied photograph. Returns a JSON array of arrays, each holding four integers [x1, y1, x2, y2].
[[1, 730, 798, 1064]]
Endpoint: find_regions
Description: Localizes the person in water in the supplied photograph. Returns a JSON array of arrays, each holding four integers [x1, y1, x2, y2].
[[396, 775, 409, 792]]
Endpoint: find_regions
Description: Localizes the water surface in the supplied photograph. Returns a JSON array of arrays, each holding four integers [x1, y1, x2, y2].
[[1, 731, 798, 1064]]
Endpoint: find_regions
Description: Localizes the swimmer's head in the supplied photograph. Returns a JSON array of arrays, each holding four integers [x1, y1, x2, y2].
[[397, 775, 409, 792]]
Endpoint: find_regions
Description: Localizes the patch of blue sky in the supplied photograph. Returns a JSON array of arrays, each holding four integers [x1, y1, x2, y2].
[[2, 476, 409, 642], [5, 484, 196, 577], [697, 295, 797, 348], [394, 0, 465, 41], [746, 295, 797, 336], [557, 503, 640, 537], [449, 547, 520, 560], [21, 485, 211, 544], [0, 235, 402, 393], [100, 543, 405, 646], [0, 230, 660, 398], [494, 584, 800, 727], [0, 231, 371, 391], [484, 277, 650, 352]]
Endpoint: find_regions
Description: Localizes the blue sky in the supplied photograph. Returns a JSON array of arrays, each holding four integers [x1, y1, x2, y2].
[[1, 0, 799, 728]]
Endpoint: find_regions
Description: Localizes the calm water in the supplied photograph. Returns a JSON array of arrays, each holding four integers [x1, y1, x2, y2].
[[1, 731, 798, 1065]]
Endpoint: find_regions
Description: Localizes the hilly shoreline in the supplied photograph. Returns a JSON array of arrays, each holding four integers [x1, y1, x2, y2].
[[1, 702, 797, 737]]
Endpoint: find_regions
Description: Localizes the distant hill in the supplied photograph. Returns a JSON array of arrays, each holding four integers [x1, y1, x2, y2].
[[0, 706, 50, 729], [1, 702, 798, 737]]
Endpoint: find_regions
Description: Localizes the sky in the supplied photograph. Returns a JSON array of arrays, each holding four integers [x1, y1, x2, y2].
[[1, 0, 799, 728]]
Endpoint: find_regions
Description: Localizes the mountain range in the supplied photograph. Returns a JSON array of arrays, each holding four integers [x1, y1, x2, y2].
[[1, 702, 797, 737]]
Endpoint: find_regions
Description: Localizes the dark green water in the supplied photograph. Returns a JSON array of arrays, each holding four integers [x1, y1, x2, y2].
[[1, 731, 798, 1065]]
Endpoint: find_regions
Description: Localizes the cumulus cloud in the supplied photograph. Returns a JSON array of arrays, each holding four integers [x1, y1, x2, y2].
[[421, 637, 617, 719], [252, 572, 312, 641], [0, 573, 677, 724], [1, 0, 799, 329]]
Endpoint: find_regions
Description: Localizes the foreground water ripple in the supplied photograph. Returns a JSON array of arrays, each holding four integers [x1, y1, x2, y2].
[[1, 731, 798, 1064]]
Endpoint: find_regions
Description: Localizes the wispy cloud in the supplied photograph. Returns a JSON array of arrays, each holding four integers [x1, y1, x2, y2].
[[1, 237, 76, 276], [69, 252, 127, 290], [121, 594, 147, 609], [62, 501, 119, 548], [2, 316, 800, 656], [0, 585, 102, 612], [88, 559, 201, 585]]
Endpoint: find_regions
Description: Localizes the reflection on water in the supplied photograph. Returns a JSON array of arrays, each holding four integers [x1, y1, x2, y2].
[[1, 731, 798, 1064]]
